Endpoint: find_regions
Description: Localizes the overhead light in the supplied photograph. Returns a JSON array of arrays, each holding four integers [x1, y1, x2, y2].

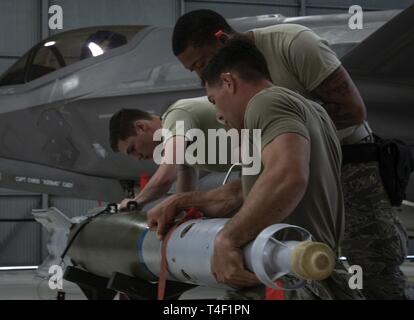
[[0, 266, 38, 271], [88, 42, 104, 57], [44, 41, 56, 47]]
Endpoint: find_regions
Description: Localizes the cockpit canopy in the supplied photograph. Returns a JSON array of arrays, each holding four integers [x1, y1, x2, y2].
[[0, 26, 147, 86]]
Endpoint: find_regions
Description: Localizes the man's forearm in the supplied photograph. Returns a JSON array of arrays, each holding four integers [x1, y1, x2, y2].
[[219, 169, 307, 248], [173, 180, 243, 218], [135, 165, 177, 206], [135, 181, 172, 205], [322, 102, 362, 130], [313, 66, 366, 130]]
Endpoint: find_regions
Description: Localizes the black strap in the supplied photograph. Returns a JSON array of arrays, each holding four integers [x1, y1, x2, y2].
[[342, 143, 379, 164]]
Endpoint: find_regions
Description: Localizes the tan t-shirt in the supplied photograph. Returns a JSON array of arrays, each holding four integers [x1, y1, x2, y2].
[[162, 97, 236, 172], [252, 24, 371, 145], [242, 86, 344, 250], [251, 24, 341, 99]]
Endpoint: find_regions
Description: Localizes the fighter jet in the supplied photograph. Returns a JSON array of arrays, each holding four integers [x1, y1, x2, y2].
[[0, 6, 412, 212]]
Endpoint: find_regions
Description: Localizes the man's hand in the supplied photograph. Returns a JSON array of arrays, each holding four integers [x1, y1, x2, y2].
[[147, 194, 184, 239], [211, 232, 260, 288]]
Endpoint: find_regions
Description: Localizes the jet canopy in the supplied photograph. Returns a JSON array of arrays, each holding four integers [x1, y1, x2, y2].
[[0, 25, 147, 86]]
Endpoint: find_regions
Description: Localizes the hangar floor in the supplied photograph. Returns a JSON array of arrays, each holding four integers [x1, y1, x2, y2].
[[0, 263, 413, 300], [2, 202, 410, 300], [0, 270, 231, 300]]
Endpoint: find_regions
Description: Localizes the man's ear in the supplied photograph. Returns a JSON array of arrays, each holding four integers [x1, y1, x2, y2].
[[134, 120, 147, 134], [220, 72, 236, 93]]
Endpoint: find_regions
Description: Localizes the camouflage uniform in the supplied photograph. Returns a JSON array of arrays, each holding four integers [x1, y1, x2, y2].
[[217, 285, 266, 300], [285, 262, 365, 300], [341, 161, 408, 300], [218, 163, 409, 301], [218, 262, 364, 300]]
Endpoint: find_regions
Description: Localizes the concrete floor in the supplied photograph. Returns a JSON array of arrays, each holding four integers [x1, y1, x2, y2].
[[0, 271, 86, 300], [0, 269, 231, 300], [0, 261, 413, 300]]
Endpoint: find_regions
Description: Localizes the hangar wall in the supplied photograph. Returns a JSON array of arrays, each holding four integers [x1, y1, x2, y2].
[[0, 189, 99, 266], [1, 0, 413, 75], [0, 0, 412, 266]]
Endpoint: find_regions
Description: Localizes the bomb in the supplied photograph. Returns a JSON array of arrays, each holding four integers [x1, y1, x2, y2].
[[67, 210, 335, 290]]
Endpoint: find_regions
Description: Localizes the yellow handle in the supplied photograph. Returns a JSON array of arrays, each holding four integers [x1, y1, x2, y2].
[[290, 241, 335, 281]]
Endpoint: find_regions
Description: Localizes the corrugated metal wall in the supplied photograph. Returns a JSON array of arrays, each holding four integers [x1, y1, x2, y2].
[[0, 0, 412, 266], [49, 0, 181, 32], [0, 0, 41, 81], [0, 190, 42, 266], [49, 197, 100, 218], [1, 0, 413, 75], [183, 0, 414, 18], [184, 0, 300, 18], [0, 189, 100, 266]]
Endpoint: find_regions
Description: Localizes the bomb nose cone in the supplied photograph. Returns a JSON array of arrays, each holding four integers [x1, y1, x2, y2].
[[290, 241, 335, 281]]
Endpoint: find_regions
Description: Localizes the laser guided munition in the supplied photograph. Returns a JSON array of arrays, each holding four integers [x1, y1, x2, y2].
[[63, 209, 335, 290]]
